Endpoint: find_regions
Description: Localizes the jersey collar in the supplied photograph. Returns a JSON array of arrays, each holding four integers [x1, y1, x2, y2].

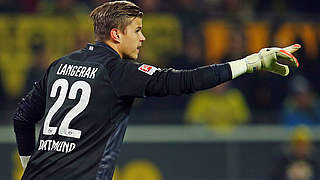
[[86, 42, 121, 58], [95, 41, 121, 58]]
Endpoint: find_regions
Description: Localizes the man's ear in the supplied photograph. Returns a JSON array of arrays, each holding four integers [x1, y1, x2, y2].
[[110, 28, 121, 43]]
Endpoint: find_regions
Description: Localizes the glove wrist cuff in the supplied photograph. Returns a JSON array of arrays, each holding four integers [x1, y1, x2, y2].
[[228, 59, 247, 79], [245, 53, 261, 73]]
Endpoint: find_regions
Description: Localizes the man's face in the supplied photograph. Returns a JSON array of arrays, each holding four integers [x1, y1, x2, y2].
[[119, 17, 146, 60]]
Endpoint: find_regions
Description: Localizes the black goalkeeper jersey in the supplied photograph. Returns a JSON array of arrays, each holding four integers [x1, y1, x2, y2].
[[14, 42, 232, 180], [20, 43, 155, 180]]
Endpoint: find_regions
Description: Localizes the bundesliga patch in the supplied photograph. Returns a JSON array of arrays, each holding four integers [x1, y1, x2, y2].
[[138, 64, 159, 75]]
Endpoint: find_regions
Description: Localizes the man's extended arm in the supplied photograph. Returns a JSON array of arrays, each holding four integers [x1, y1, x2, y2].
[[146, 44, 301, 97], [145, 63, 232, 97]]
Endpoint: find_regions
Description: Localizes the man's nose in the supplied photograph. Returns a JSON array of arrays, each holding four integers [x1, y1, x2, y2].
[[140, 33, 146, 42]]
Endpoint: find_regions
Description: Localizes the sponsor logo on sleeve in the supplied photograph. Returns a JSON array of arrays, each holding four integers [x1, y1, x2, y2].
[[138, 64, 159, 75]]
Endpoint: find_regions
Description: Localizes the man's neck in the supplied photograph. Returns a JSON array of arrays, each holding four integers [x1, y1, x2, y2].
[[104, 40, 123, 59]]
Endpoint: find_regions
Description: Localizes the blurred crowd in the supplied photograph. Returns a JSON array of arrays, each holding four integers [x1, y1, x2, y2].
[[0, 0, 319, 132], [271, 126, 320, 180], [1, 0, 320, 15]]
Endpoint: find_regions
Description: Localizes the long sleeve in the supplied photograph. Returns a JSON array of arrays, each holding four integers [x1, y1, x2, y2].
[[145, 63, 232, 97], [13, 72, 48, 156]]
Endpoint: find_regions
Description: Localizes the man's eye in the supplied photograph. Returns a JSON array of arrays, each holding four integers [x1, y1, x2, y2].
[[136, 28, 142, 33]]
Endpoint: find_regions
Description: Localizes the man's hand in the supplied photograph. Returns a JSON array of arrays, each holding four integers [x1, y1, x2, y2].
[[245, 44, 301, 76]]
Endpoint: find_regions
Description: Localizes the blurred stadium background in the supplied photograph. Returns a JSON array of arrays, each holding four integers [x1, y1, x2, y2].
[[1, 0, 320, 180]]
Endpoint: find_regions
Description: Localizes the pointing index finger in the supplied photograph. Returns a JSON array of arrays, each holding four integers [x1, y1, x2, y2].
[[283, 44, 301, 54]]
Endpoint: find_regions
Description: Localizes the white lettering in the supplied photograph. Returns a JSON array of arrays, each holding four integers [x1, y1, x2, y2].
[[79, 66, 87, 77], [74, 66, 82, 77], [47, 140, 52, 148], [84, 67, 91, 78], [70, 66, 78, 76], [62, 142, 69, 153], [56, 142, 62, 152], [89, 68, 98, 79], [42, 140, 47, 151], [57, 64, 63, 75], [60, 64, 68, 75], [66, 65, 74, 76], [69, 143, 76, 153], [38, 139, 77, 153], [55, 63, 99, 79], [38, 140, 45, 150], [51, 140, 61, 151]]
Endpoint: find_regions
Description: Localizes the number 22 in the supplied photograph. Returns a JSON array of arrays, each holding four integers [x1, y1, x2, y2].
[[43, 79, 91, 139]]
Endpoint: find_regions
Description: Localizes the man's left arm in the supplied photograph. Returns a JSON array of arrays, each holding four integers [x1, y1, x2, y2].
[[145, 63, 232, 97], [145, 44, 301, 97], [13, 72, 47, 169]]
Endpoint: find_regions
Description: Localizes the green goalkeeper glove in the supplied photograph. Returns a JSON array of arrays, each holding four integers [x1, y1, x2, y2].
[[245, 44, 301, 76]]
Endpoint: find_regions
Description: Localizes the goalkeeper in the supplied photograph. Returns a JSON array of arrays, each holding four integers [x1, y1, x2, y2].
[[14, 1, 301, 180]]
